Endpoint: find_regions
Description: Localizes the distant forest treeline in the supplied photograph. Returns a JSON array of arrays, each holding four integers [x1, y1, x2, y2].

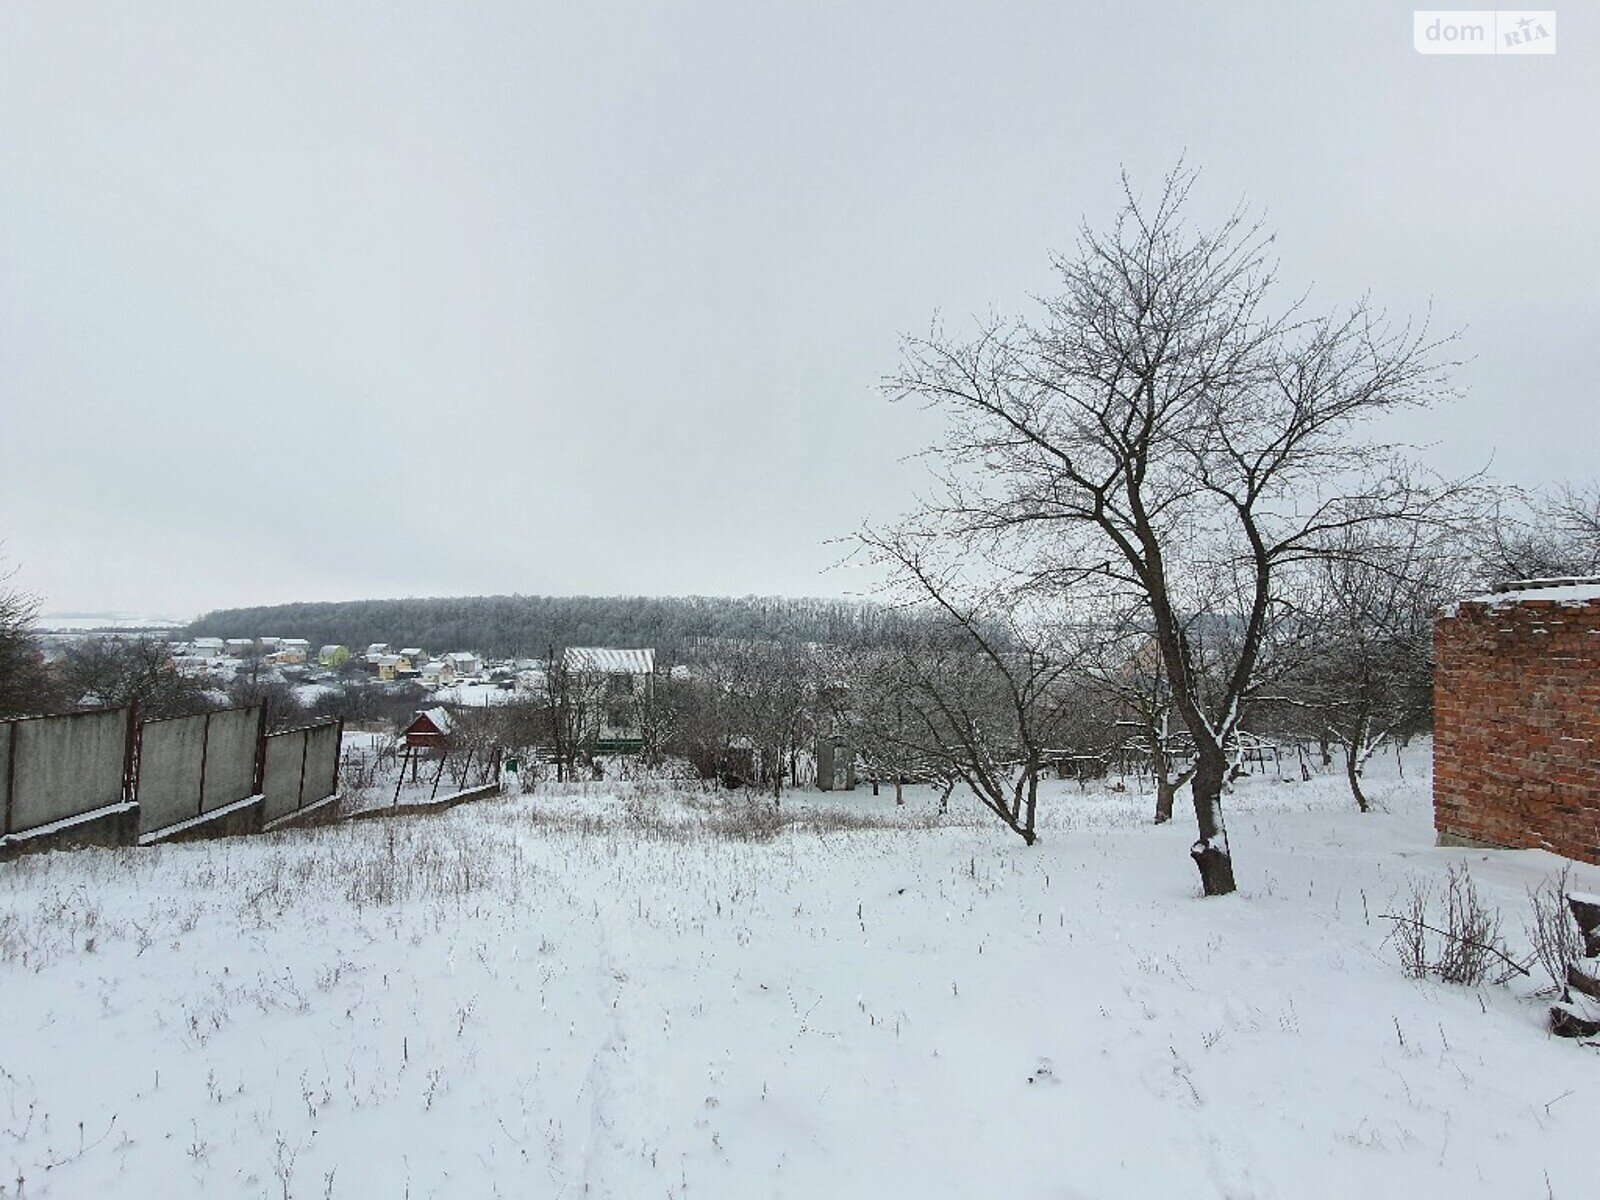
[[186, 595, 926, 660]]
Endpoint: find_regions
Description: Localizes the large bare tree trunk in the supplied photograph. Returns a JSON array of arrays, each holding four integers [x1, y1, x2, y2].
[[1189, 748, 1237, 896], [1345, 749, 1369, 814], [1154, 776, 1178, 824]]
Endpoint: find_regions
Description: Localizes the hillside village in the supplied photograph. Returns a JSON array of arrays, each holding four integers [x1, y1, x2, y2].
[[178, 635, 500, 690]]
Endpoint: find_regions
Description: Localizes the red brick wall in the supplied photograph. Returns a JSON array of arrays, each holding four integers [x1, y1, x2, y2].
[[1435, 597, 1600, 865]]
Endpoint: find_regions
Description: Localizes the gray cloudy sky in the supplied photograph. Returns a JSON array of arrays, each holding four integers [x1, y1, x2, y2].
[[2, 2, 1594, 619]]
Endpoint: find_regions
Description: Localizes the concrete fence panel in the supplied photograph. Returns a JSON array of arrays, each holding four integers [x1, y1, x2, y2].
[[302, 722, 340, 806], [200, 706, 260, 814], [4, 709, 129, 835], [137, 713, 210, 833], [262, 720, 342, 823], [262, 729, 307, 823]]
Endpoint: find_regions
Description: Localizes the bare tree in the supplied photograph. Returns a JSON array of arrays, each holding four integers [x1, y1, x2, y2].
[[1477, 483, 1600, 584], [227, 676, 308, 732], [1084, 618, 1197, 824], [880, 167, 1455, 894], [856, 537, 1100, 845], [1270, 521, 1458, 810], [59, 636, 216, 719], [715, 641, 820, 802], [0, 559, 55, 718], [541, 646, 607, 780]]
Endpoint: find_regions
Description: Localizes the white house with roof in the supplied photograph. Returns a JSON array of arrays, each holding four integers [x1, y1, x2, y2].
[[563, 647, 656, 751], [191, 637, 226, 659], [224, 638, 255, 657], [268, 639, 310, 666], [419, 659, 457, 687], [445, 651, 482, 677]]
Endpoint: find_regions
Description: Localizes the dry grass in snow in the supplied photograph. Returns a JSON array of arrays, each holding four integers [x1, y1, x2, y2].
[[0, 744, 1595, 1199]]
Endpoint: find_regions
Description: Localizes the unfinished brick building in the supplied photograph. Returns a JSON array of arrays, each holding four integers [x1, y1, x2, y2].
[[1434, 580, 1600, 865]]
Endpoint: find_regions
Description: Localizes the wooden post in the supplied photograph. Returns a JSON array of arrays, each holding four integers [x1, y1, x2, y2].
[[392, 747, 412, 808], [428, 745, 452, 802]]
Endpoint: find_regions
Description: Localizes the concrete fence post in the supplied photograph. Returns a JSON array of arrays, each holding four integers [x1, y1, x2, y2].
[[3, 718, 17, 837], [253, 704, 269, 796], [196, 711, 212, 819], [122, 702, 141, 808], [333, 716, 345, 800]]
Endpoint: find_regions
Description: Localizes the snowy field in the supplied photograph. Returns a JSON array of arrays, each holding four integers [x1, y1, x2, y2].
[[1, 746, 1596, 1199]]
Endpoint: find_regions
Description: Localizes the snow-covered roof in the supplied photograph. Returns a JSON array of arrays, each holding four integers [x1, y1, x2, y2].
[[193, 637, 224, 647], [563, 647, 656, 675], [420, 660, 451, 673], [225, 638, 254, 647], [445, 651, 479, 665], [1472, 577, 1600, 606], [378, 654, 401, 666], [318, 644, 344, 654], [417, 706, 453, 734], [400, 647, 424, 657], [366, 643, 390, 654], [281, 638, 311, 647]]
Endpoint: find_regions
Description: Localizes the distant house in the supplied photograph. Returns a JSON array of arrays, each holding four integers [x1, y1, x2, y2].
[[419, 659, 457, 687], [365, 643, 391, 664], [397, 649, 425, 676], [563, 647, 656, 752], [403, 707, 453, 751], [224, 638, 255, 658], [268, 642, 308, 666], [445, 651, 482, 677], [191, 637, 225, 660], [318, 644, 350, 668], [376, 654, 403, 682], [259, 637, 282, 652]]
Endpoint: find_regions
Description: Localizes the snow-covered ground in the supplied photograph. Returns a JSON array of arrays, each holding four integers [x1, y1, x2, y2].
[[33, 613, 186, 632], [427, 680, 517, 708], [1, 745, 1595, 1199]]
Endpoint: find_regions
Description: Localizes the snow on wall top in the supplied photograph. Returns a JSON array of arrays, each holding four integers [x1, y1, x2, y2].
[[1469, 577, 1600, 607]]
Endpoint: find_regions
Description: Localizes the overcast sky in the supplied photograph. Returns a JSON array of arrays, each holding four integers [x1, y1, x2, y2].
[[1, 2, 1593, 619]]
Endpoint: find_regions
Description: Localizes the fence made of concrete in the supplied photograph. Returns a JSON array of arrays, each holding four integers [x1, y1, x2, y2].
[[137, 706, 266, 837], [2, 707, 133, 840], [263, 721, 342, 825]]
